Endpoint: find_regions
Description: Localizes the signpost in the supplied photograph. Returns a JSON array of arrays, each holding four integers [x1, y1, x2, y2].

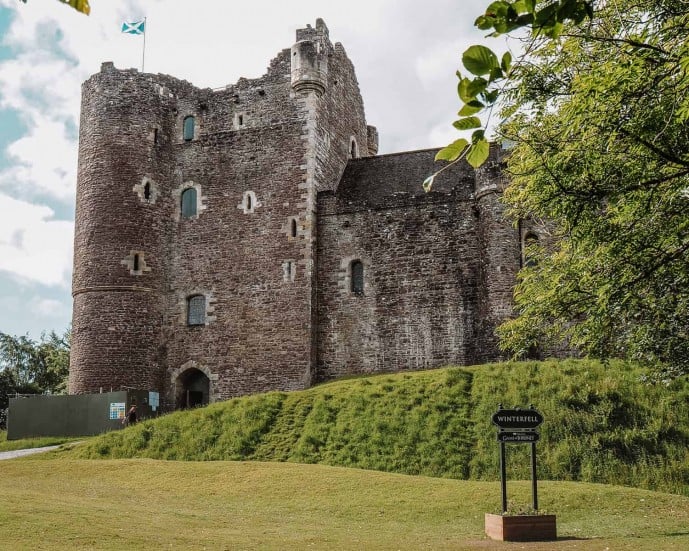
[[492, 404, 543, 513]]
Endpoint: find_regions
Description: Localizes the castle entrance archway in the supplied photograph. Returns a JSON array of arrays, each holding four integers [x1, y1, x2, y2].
[[175, 368, 210, 410]]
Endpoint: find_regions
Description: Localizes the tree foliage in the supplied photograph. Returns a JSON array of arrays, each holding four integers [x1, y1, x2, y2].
[[0, 329, 70, 412], [18, 0, 90, 15], [441, 0, 689, 376], [496, 0, 689, 377]]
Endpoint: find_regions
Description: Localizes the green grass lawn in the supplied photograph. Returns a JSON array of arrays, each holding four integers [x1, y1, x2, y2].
[[0, 457, 687, 550]]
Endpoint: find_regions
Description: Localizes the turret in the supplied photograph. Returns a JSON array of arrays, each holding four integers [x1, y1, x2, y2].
[[290, 19, 329, 96]]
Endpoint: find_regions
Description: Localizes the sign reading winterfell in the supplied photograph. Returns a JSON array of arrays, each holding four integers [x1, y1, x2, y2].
[[492, 409, 543, 430], [493, 404, 544, 515], [487, 404, 556, 541]]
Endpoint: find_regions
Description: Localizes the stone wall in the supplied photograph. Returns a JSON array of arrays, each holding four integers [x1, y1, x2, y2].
[[316, 150, 482, 379]]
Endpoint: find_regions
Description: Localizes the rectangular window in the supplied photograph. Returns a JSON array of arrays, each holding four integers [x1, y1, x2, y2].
[[181, 188, 198, 218], [187, 295, 206, 326], [351, 260, 364, 295], [183, 116, 195, 141]]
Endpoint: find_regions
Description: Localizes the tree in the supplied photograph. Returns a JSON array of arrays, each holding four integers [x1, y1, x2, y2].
[[436, 1, 689, 377], [18, 0, 90, 15], [0, 329, 71, 413], [497, 0, 689, 378]]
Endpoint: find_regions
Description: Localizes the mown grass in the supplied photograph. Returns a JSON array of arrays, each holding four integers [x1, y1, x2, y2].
[[1, 459, 688, 550], [57, 359, 689, 495], [0, 429, 80, 452]]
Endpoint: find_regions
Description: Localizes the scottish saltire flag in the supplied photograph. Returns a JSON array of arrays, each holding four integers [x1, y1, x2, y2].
[[122, 20, 145, 35]]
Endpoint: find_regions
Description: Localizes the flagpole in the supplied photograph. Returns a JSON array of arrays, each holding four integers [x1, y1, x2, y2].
[[142, 17, 147, 72]]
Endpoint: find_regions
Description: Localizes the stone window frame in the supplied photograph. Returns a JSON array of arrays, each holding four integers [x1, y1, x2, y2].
[[338, 256, 369, 297], [350, 259, 364, 295], [121, 250, 151, 276], [237, 190, 261, 214], [282, 259, 297, 282], [133, 176, 159, 205], [176, 113, 200, 144], [183, 115, 196, 141], [281, 216, 300, 241], [234, 112, 246, 130], [181, 187, 198, 218], [178, 290, 216, 327], [186, 295, 206, 326], [173, 181, 207, 221], [349, 136, 359, 159]]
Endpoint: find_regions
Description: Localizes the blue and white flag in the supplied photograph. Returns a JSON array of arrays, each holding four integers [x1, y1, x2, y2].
[[122, 20, 145, 35]]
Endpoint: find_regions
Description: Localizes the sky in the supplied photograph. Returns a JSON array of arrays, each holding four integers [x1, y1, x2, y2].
[[0, 0, 501, 340]]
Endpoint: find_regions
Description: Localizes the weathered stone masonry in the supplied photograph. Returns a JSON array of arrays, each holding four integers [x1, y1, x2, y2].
[[69, 19, 544, 409]]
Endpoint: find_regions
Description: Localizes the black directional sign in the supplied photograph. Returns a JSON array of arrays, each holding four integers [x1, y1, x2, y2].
[[497, 431, 540, 443], [491, 408, 543, 430]]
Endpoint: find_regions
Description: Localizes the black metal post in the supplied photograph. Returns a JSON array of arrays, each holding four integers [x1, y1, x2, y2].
[[531, 441, 538, 511], [500, 440, 507, 513]]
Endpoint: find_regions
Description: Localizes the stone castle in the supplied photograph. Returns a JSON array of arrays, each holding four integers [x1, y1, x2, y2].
[[69, 19, 542, 410]]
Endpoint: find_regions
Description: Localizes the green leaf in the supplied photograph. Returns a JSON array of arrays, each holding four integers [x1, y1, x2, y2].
[[467, 138, 490, 168], [458, 77, 488, 103], [484, 89, 500, 104], [435, 138, 469, 162], [501, 51, 512, 74], [472, 129, 485, 142], [489, 67, 504, 83], [543, 21, 563, 39], [486, 1, 509, 13], [463, 45, 499, 76], [534, 1, 558, 25], [516, 13, 535, 26], [475, 15, 494, 31], [458, 100, 485, 116], [453, 117, 482, 130]]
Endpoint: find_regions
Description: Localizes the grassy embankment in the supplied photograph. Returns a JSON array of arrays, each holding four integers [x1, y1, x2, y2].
[[57, 359, 689, 496], [0, 430, 78, 452], [1, 459, 688, 550]]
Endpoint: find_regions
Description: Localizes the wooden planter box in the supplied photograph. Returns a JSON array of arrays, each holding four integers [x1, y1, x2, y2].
[[485, 513, 557, 541]]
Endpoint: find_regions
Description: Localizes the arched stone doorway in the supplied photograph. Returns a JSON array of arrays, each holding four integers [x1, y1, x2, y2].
[[175, 368, 210, 410]]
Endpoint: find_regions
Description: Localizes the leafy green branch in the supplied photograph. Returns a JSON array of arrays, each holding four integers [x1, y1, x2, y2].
[[424, 0, 594, 191]]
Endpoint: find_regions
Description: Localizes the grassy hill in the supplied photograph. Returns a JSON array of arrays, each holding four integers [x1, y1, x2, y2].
[[57, 359, 689, 496]]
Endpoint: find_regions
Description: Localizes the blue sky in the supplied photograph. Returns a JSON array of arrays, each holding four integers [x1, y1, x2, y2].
[[0, 0, 493, 340]]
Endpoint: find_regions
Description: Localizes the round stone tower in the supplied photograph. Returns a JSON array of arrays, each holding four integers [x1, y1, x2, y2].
[[69, 62, 171, 394], [474, 143, 521, 362]]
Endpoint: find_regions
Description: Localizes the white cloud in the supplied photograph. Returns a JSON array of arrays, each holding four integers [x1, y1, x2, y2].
[[29, 296, 67, 318], [0, 193, 73, 287]]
